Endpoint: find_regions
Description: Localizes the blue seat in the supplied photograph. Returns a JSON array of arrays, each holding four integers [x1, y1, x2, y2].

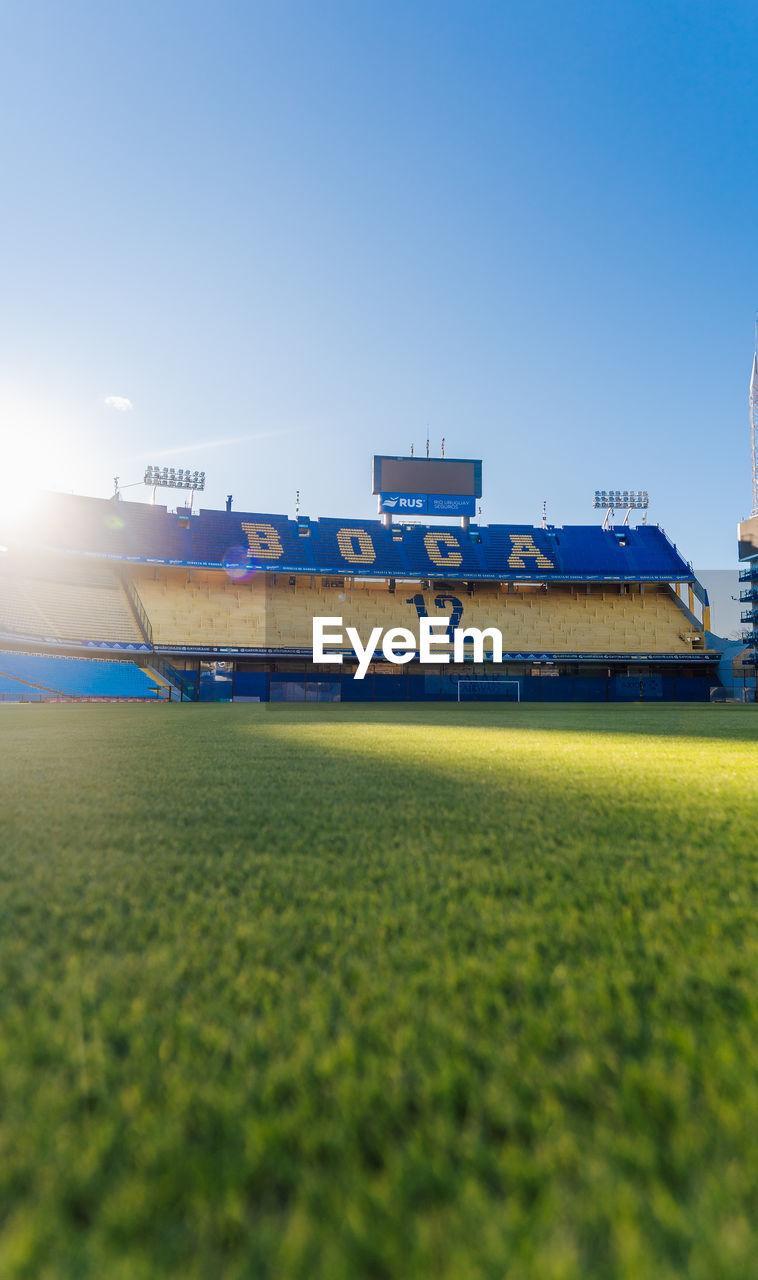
[[0, 651, 161, 699]]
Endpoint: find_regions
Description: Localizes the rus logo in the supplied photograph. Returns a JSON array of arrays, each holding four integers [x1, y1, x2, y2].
[[382, 495, 425, 511]]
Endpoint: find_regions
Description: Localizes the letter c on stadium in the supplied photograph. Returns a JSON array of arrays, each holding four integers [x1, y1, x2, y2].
[[424, 531, 463, 568]]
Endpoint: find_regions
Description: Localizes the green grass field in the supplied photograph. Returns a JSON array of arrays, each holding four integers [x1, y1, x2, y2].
[[2, 702, 758, 1279]]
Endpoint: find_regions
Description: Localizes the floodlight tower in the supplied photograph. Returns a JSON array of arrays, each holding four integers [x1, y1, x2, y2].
[[593, 489, 649, 529], [144, 466, 206, 509]]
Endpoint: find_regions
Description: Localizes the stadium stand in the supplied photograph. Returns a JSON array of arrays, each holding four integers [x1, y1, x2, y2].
[[0, 551, 146, 647], [0, 490, 721, 701], [131, 569, 702, 656], [0, 651, 163, 701], [133, 567, 268, 649], [11, 492, 691, 581]]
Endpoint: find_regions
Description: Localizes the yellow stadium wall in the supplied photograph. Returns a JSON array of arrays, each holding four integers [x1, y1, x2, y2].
[[130, 567, 705, 656]]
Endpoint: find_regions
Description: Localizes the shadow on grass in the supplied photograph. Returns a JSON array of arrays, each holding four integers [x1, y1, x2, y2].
[[5, 700, 757, 746], [231, 699, 758, 745]]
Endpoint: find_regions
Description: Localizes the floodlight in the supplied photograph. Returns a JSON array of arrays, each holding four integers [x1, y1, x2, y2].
[[143, 464, 206, 492], [593, 488, 649, 510]]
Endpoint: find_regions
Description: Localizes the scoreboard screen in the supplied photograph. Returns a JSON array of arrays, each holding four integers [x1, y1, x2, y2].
[[372, 456, 482, 498]]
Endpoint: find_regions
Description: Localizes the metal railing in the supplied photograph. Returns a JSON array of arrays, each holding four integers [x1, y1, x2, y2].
[[148, 655, 196, 701], [121, 575, 153, 647]]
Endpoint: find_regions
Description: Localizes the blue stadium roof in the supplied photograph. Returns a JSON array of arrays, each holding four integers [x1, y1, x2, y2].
[[4, 492, 695, 583]]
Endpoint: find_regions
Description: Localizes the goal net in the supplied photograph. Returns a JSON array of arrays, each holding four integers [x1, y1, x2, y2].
[[457, 680, 521, 702]]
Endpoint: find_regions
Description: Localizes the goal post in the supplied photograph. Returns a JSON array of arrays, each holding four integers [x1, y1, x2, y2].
[[457, 679, 521, 703]]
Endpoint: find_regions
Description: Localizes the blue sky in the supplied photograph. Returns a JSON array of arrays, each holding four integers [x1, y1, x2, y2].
[[1, 0, 757, 590]]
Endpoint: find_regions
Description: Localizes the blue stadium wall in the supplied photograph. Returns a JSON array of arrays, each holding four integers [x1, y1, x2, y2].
[[166, 664, 713, 704], [10, 492, 695, 582]]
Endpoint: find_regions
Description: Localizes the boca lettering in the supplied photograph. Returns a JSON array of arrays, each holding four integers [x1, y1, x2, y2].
[[241, 522, 284, 559], [507, 533, 554, 570], [336, 527, 376, 565], [423, 531, 463, 568]]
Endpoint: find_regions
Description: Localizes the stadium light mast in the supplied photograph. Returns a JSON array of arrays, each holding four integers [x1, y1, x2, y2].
[[144, 466, 206, 509], [113, 476, 149, 500], [593, 490, 649, 529], [750, 318, 758, 516]]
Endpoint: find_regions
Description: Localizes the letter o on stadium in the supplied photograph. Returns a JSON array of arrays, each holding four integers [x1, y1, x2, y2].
[[424, 531, 463, 568], [337, 527, 376, 565]]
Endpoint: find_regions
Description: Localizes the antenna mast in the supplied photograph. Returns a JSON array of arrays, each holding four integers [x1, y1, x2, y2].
[[751, 316, 758, 515]]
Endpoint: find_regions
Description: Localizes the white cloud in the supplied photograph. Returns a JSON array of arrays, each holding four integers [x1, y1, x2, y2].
[[105, 395, 133, 412]]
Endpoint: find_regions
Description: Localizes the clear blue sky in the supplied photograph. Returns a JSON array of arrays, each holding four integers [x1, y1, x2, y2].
[[1, 0, 757, 581]]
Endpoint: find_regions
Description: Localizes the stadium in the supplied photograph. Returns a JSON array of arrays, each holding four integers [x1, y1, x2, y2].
[[0, 455, 733, 703], [8, 5, 758, 1275], [4, 467, 758, 1277]]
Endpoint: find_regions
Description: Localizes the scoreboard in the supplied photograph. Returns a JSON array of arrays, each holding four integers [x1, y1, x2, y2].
[[372, 455, 482, 517]]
